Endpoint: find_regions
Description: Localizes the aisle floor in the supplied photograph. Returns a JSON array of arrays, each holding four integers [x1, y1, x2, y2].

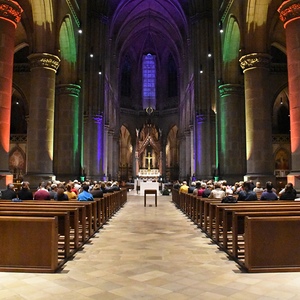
[[1, 192, 300, 299]]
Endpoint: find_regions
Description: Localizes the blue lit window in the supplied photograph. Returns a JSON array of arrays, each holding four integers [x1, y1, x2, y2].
[[142, 53, 156, 109]]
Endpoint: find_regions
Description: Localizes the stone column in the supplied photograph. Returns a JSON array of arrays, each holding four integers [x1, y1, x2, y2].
[[190, 126, 195, 178], [218, 84, 246, 183], [194, 111, 215, 179], [54, 84, 81, 180], [278, 1, 300, 189], [26, 53, 60, 185], [86, 115, 104, 181], [112, 134, 119, 180], [0, 0, 22, 188], [239, 53, 274, 183], [185, 130, 191, 182], [107, 129, 114, 180], [179, 134, 186, 181], [103, 125, 108, 179]]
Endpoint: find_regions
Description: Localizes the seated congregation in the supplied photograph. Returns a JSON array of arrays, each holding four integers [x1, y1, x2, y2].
[[0, 178, 126, 273], [172, 179, 300, 273], [1, 179, 121, 201], [173, 179, 297, 201]]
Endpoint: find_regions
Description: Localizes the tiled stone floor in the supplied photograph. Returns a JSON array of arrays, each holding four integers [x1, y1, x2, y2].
[[1, 192, 300, 299]]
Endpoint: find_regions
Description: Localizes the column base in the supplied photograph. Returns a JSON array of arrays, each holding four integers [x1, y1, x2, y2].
[[24, 173, 56, 189], [287, 172, 300, 192]]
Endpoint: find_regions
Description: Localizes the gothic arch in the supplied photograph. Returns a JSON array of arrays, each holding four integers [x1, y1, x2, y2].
[[272, 86, 289, 134], [58, 15, 77, 82], [222, 15, 241, 83]]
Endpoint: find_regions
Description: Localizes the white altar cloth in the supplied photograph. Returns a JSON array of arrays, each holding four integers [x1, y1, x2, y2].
[[139, 181, 160, 195]]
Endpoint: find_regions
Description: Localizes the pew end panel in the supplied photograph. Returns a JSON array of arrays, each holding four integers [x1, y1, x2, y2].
[[0, 216, 62, 273], [244, 216, 300, 272]]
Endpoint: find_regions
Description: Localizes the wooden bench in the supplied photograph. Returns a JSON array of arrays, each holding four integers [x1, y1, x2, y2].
[[231, 210, 300, 260], [0, 190, 127, 273], [214, 202, 300, 251], [144, 189, 157, 207], [244, 216, 300, 272], [0, 216, 60, 273]]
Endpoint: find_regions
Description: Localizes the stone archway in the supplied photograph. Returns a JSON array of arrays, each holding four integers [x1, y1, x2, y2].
[[9, 146, 25, 182], [136, 123, 161, 178]]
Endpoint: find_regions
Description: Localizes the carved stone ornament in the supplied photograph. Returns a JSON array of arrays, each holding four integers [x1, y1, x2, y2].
[[0, 0, 23, 27], [28, 53, 60, 72], [196, 113, 207, 124], [218, 84, 244, 98], [93, 115, 103, 124], [56, 84, 81, 97], [278, 0, 300, 27], [239, 53, 272, 71]]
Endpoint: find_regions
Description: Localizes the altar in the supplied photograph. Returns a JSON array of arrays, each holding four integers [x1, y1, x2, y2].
[[139, 180, 160, 195], [138, 169, 160, 178]]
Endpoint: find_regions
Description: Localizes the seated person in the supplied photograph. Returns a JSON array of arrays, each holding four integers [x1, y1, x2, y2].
[[188, 182, 196, 194], [179, 181, 189, 194], [34, 182, 51, 200], [222, 190, 237, 203], [91, 183, 103, 198], [78, 184, 94, 201], [56, 185, 69, 201], [1, 183, 17, 200], [237, 181, 258, 201], [279, 182, 297, 200], [260, 181, 278, 200], [110, 181, 121, 191], [18, 181, 33, 200], [208, 182, 225, 199], [197, 182, 211, 198], [64, 183, 77, 199], [253, 181, 264, 193]]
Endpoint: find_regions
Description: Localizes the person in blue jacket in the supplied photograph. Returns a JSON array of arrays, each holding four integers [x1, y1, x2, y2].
[[78, 184, 94, 201]]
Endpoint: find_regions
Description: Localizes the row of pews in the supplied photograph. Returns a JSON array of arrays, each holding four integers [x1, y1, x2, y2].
[[172, 189, 300, 272], [0, 189, 127, 273]]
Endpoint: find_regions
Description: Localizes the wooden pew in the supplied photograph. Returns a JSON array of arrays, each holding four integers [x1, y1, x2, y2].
[[0, 209, 71, 258], [0, 216, 60, 273], [231, 209, 300, 259], [0, 204, 80, 250], [0, 190, 127, 273], [244, 216, 300, 272], [214, 202, 300, 251], [209, 200, 297, 242]]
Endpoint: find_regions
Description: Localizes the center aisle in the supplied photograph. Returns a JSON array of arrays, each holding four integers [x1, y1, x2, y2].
[[63, 193, 300, 299]]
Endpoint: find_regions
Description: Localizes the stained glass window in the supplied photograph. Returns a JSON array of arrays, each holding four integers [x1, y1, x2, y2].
[[142, 53, 156, 110]]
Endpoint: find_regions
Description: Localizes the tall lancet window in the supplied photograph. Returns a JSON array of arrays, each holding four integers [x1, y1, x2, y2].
[[142, 53, 156, 110]]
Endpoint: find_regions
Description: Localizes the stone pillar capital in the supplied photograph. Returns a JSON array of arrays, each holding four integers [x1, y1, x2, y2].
[[28, 53, 60, 73], [56, 84, 81, 97], [0, 0, 23, 27], [92, 114, 103, 124], [196, 110, 216, 124], [218, 83, 244, 98], [278, 0, 300, 28], [239, 53, 272, 72]]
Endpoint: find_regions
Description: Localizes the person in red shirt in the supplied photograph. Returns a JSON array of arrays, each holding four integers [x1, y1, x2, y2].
[[34, 182, 51, 200]]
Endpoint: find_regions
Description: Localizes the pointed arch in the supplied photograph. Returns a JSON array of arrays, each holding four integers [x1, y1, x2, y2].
[[58, 15, 77, 82], [222, 16, 241, 83]]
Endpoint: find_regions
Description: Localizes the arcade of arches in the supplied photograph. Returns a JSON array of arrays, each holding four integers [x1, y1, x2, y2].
[[1, 0, 300, 189]]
